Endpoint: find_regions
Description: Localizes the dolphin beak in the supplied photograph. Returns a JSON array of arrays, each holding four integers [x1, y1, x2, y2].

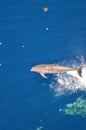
[[31, 68, 33, 71], [31, 67, 35, 72]]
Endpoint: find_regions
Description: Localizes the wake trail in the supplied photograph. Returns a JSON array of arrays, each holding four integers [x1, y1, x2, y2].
[[49, 58, 86, 96]]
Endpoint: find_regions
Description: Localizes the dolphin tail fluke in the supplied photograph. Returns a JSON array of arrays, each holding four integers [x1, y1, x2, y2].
[[77, 64, 83, 77]]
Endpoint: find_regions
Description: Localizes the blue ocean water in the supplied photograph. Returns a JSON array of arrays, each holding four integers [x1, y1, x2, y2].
[[0, 0, 86, 130]]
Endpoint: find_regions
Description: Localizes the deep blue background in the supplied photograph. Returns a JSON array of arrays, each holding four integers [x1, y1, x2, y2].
[[0, 0, 86, 130]]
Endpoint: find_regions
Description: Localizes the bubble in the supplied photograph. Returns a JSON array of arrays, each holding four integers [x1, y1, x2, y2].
[[45, 27, 49, 31], [22, 45, 25, 48], [36, 126, 43, 130], [0, 42, 2, 46], [40, 120, 43, 122], [0, 64, 2, 67]]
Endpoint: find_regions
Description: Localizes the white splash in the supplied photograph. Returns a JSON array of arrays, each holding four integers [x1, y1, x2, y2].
[[49, 57, 86, 96]]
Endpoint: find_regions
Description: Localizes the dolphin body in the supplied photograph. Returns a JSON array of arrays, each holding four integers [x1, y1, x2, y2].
[[31, 64, 83, 78]]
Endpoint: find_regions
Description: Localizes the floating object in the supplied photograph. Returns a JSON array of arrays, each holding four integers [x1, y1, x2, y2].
[[59, 97, 86, 117], [31, 64, 83, 78], [43, 7, 49, 12]]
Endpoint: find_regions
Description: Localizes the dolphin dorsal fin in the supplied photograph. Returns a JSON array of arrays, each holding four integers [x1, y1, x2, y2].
[[40, 73, 47, 78], [77, 64, 83, 77]]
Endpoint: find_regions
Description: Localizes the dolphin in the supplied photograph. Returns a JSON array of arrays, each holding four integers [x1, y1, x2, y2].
[[31, 64, 83, 78]]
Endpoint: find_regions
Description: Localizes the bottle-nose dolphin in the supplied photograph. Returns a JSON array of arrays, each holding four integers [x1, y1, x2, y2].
[[31, 64, 83, 78]]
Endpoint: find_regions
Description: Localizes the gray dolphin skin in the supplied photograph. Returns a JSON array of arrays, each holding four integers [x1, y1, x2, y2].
[[31, 64, 83, 78]]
